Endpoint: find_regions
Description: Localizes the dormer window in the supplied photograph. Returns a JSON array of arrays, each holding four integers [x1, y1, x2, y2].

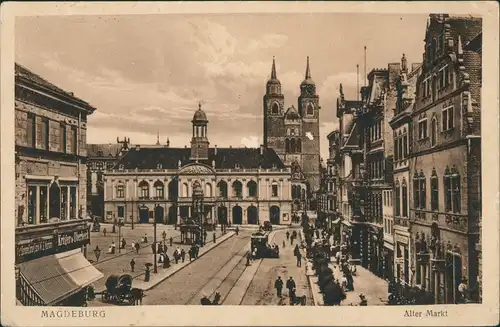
[[119, 164, 124, 170], [235, 163, 240, 169], [438, 65, 450, 89], [272, 164, 277, 169], [157, 163, 162, 169]]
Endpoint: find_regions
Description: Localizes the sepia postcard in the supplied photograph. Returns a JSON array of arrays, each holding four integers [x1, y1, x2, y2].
[[1, 1, 499, 326]]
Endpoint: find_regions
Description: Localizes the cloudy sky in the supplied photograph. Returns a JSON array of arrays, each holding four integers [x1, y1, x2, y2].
[[16, 13, 428, 159]]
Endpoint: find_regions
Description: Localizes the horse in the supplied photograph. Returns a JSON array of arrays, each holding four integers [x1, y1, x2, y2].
[[130, 288, 145, 305]]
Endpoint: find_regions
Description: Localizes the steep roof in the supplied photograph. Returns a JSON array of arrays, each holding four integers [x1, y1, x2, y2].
[[116, 146, 286, 170], [87, 143, 126, 158]]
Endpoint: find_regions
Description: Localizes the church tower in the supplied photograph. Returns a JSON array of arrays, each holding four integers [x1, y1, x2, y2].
[[263, 57, 285, 156], [190, 102, 209, 160], [298, 57, 321, 192]]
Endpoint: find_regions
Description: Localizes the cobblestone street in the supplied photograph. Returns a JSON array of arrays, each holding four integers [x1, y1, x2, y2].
[[240, 228, 312, 306], [89, 223, 224, 292]]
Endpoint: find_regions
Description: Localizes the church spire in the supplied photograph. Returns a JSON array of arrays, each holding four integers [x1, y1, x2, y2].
[[271, 56, 277, 79], [305, 56, 311, 80], [156, 129, 160, 145]]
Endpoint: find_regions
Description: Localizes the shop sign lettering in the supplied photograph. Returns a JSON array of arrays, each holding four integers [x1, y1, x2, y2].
[[17, 237, 55, 258], [58, 229, 89, 247]]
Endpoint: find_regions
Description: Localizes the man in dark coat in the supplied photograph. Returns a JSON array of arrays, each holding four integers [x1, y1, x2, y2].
[[274, 276, 284, 298], [286, 231, 290, 240], [286, 277, 296, 296], [169, 237, 173, 247], [180, 249, 186, 263], [151, 243, 156, 254]]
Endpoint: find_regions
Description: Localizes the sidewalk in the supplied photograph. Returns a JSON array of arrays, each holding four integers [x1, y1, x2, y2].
[[308, 261, 388, 306], [93, 231, 235, 293]]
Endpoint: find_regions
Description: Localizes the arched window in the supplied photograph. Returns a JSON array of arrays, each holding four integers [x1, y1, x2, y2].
[[296, 139, 302, 153], [205, 183, 212, 197], [285, 139, 290, 153], [139, 181, 150, 199], [271, 182, 279, 197], [431, 118, 438, 147], [444, 166, 461, 213], [154, 181, 164, 199], [413, 171, 426, 210], [272, 102, 279, 115], [430, 168, 439, 211], [287, 128, 291, 136], [290, 138, 296, 153], [217, 181, 228, 198], [247, 180, 258, 197], [232, 181, 243, 198], [402, 178, 408, 217], [116, 183, 125, 198], [307, 104, 314, 115], [182, 182, 189, 197]]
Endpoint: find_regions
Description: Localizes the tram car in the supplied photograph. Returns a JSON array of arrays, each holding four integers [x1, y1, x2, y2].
[[250, 232, 279, 259]]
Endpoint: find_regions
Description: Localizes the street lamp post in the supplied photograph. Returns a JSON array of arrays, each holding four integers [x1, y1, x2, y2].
[[153, 216, 158, 273], [117, 219, 124, 253]]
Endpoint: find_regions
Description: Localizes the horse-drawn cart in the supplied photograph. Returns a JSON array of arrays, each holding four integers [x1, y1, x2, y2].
[[100, 274, 144, 305]]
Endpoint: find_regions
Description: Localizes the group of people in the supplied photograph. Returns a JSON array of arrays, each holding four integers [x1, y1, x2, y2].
[[285, 230, 298, 246], [274, 276, 301, 305]]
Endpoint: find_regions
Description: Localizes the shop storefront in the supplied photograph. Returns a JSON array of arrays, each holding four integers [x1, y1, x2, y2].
[[15, 220, 103, 306]]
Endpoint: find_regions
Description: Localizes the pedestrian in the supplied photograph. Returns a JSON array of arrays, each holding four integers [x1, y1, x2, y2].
[[131, 241, 135, 251], [174, 248, 180, 264], [135, 242, 140, 254], [162, 230, 167, 242], [341, 274, 348, 292], [144, 265, 150, 282], [346, 272, 354, 291], [235, 226, 239, 235], [169, 237, 173, 247], [151, 242, 156, 254], [109, 242, 116, 254], [290, 236, 294, 245], [103, 228, 107, 237], [121, 238, 126, 250], [246, 252, 252, 266], [213, 233, 216, 243], [296, 249, 302, 267], [286, 277, 296, 296], [203, 230, 208, 242], [180, 249, 186, 263], [286, 231, 290, 240], [282, 240, 286, 248], [143, 234, 148, 243], [130, 258, 135, 272], [188, 247, 193, 262], [157, 242, 163, 254], [274, 276, 284, 298], [289, 288, 297, 305], [163, 253, 171, 268]]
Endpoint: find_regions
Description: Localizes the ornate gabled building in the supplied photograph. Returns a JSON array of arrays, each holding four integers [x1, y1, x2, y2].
[[409, 14, 482, 304], [335, 84, 364, 263], [390, 55, 422, 290], [263, 57, 321, 203], [103, 104, 293, 226], [14, 63, 102, 306]]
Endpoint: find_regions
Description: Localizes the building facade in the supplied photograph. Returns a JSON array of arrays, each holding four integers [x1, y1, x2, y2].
[[409, 14, 482, 304], [14, 63, 102, 306], [263, 57, 321, 196], [103, 104, 293, 226], [390, 57, 422, 289], [326, 130, 341, 240]]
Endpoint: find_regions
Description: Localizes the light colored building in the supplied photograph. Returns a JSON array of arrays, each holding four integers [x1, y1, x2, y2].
[[14, 63, 102, 306], [103, 104, 293, 226]]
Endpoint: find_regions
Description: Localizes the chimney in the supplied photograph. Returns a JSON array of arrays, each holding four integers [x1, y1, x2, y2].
[[260, 144, 264, 156], [135, 145, 140, 151], [214, 145, 217, 155]]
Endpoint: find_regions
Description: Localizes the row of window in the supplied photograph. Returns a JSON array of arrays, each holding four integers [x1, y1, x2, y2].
[[412, 168, 461, 213], [420, 65, 451, 98], [115, 180, 282, 199], [23, 183, 78, 226], [90, 161, 115, 171], [369, 158, 384, 180], [286, 128, 300, 136], [25, 113, 78, 153], [366, 192, 383, 222], [394, 180, 409, 217], [368, 120, 383, 142], [270, 103, 315, 116], [383, 190, 393, 207], [417, 106, 454, 142], [285, 138, 302, 153], [394, 133, 409, 162], [384, 217, 394, 235]]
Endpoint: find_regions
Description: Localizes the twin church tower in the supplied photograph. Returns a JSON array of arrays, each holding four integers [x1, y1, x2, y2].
[[263, 57, 321, 193]]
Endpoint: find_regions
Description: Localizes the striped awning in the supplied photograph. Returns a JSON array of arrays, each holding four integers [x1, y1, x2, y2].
[[18, 249, 103, 305]]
